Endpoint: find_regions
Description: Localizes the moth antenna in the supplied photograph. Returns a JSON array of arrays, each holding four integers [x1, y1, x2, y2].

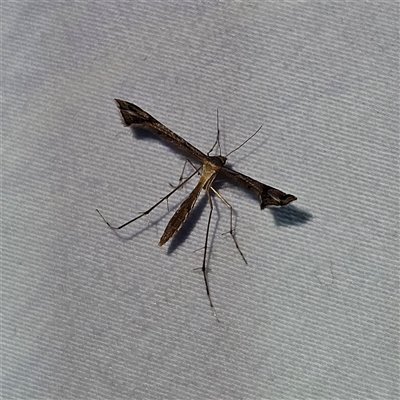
[[226, 125, 263, 157]]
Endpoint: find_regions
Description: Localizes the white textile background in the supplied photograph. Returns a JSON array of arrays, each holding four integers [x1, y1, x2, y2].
[[2, 2, 398, 399]]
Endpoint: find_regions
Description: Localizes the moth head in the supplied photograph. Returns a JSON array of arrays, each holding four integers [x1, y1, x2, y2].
[[208, 155, 227, 167]]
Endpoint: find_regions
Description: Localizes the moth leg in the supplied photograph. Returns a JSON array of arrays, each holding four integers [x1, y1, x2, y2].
[[203, 189, 220, 322], [210, 187, 247, 265], [96, 168, 200, 231], [170, 159, 201, 188]]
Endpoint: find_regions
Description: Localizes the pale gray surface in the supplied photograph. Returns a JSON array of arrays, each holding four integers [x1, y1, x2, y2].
[[2, 2, 398, 399]]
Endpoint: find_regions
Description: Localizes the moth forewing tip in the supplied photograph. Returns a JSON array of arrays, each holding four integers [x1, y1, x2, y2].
[[282, 194, 297, 205], [114, 98, 130, 113], [260, 190, 297, 209], [114, 99, 130, 126]]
